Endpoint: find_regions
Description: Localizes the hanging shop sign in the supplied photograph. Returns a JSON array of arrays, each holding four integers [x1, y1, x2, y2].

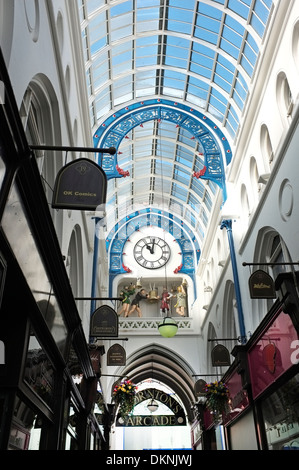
[[88, 345, 105, 374], [194, 379, 207, 397], [248, 270, 276, 299], [52, 158, 107, 210], [211, 344, 231, 367], [107, 344, 126, 366], [90, 305, 118, 338]]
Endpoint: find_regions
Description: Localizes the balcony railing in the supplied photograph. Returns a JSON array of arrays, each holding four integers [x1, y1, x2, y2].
[[118, 316, 193, 335]]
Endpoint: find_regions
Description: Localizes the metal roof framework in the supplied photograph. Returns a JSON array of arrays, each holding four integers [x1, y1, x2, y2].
[[78, 0, 273, 258]]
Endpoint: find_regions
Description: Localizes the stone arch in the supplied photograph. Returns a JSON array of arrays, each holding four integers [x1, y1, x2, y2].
[[110, 343, 197, 422]]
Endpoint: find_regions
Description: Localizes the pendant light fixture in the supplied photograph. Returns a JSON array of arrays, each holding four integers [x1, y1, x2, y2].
[[147, 398, 159, 412], [158, 316, 178, 337]]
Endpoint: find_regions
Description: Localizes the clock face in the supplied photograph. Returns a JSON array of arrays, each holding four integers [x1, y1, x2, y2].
[[133, 236, 170, 269]]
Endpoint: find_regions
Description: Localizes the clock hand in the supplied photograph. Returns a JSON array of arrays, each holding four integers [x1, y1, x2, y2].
[[146, 244, 154, 255], [151, 238, 155, 254]]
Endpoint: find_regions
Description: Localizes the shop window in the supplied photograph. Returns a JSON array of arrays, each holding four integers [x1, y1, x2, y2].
[[2, 182, 68, 354], [24, 332, 56, 408], [261, 373, 299, 450], [65, 402, 79, 450], [9, 396, 43, 450]]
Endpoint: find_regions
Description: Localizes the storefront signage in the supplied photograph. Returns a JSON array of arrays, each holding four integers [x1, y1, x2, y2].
[[194, 379, 207, 397], [107, 343, 126, 366], [90, 305, 118, 337], [89, 346, 104, 374], [248, 270, 276, 299], [211, 344, 231, 366], [115, 388, 186, 426], [52, 158, 107, 210], [116, 414, 185, 427]]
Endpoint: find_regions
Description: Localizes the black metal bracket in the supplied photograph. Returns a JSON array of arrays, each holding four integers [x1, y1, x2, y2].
[[30, 145, 116, 155]]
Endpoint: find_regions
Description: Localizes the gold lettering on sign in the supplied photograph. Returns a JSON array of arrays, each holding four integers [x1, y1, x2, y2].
[[253, 283, 271, 289], [62, 190, 97, 197], [118, 415, 181, 426]]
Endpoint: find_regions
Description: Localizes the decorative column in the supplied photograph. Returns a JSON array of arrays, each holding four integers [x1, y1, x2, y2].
[[220, 219, 246, 342]]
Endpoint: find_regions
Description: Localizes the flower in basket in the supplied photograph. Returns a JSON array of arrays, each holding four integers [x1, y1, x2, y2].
[[205, 381, 230, 420], [113, 379, 137, 417]]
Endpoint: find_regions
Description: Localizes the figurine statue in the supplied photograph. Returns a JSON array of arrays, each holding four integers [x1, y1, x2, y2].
[[118, 284, 135, 316], [160, 287, 171, 314], [126, 289, 149, 318], [174, 284, 186, 316]]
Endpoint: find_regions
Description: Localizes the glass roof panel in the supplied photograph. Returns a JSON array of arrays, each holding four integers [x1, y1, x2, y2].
[[78, 0, 274, 246], [228, 0, 251, 20]]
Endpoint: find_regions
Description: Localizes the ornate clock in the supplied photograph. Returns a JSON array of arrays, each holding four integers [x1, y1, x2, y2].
[[133, 236, 170, 269]]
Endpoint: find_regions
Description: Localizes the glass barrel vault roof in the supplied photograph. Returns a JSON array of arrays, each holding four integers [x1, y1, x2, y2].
[[78, 0, 273, 251]]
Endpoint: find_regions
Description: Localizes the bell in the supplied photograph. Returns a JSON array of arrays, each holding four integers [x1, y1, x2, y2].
[[136, 277, 142, 289], [147, 289, 159, 303]]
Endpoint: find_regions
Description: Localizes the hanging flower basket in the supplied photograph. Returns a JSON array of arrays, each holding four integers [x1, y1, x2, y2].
[[113, 380, 137, 418], [205, 381, 230, 423]]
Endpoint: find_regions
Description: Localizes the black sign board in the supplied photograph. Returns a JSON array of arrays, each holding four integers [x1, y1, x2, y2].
[[211, 344, 231, 367], [107, 344, 126, 366], [52, 158, 107, 210], [249, 269, 276, 299], [194, 379, 207, 397], [90, 305, 118, 337]]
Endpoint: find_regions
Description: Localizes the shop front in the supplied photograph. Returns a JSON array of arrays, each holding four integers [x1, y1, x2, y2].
[[0, 49, 104, 450], [247, 303, 299, 450], [198, 297, 299, 450]]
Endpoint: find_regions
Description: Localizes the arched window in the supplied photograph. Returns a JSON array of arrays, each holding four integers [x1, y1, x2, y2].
[[260, 124, 274, 168], [241, 183, 251, 220], [252, 228, 293, 325], [276, 71, 293, 122], [223, 280, 238, 350], [20, 75, 63, 231], [292, 20, 299, 73], [249, 156, 260, 202]]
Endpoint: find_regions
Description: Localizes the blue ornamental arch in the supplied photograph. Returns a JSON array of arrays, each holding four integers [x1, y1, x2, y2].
[[92, 100, 232, 305], [93, 98, 232, 200]]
